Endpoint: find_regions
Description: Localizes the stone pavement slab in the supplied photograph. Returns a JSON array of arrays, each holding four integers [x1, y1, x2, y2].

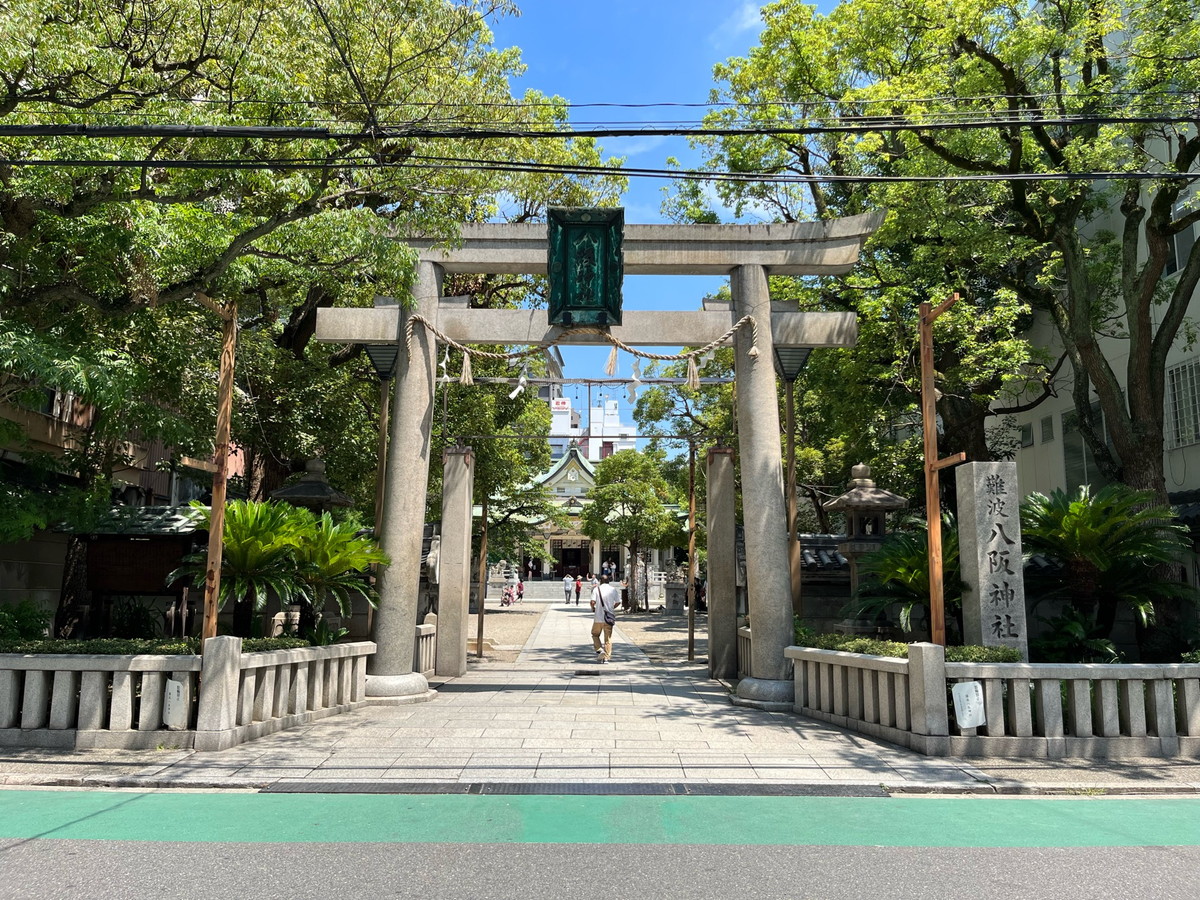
[[4, 601, 1200, 794]]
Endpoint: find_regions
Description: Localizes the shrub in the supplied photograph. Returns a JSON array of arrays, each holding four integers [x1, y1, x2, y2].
[[0, 600, 51, 641], [0, 636, 309, 655], [1183, 650, 1200, 664], [793, 624, 1020, 662]]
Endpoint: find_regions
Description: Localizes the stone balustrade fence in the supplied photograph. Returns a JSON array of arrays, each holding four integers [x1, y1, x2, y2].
[[414, 623, 436, 678], [737, 626, 752, 680], [785, 643, 1200, 758], [1, 637, 377, 753]]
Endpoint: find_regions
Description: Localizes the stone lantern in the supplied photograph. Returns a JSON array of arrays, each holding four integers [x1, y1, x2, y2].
[[270, 458, 354, 512], [823, 463, 907, 607]]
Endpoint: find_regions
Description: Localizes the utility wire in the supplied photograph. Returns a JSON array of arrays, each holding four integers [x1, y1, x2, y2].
[[0, 153, 1192, 183], [1, 111, 1197, 141]]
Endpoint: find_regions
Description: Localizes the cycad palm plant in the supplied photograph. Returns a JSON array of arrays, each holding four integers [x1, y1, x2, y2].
[[170, 500, 311, 637], [1021, 485, 1195, 643], [292, 512, 388, 638], [850, 515, 962, 640]]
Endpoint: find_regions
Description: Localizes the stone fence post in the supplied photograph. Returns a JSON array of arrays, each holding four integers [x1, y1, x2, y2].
[[195, 635, 242, 750], [907, 642, 949, 752]]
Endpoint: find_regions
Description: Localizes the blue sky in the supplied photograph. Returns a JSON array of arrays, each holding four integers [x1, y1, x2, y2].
[[487, 1, 770, 422]]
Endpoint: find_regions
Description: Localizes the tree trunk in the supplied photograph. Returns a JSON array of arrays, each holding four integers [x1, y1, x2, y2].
[[54, 536, 91, 638], [231, 599, 254, 638]]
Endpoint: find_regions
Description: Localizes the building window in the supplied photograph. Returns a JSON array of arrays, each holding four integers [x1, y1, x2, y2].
[[1165, 207, 1197, 277], [1020, 422, 1034, 448], [1167, 359, 1200, 449], [1063, 403, 1114, 491], [1040, 415, 1054, 443]]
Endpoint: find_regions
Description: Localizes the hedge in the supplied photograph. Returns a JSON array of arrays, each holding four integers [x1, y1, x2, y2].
[[792, 626, 1022, 663], [0, 637, 309, 655]]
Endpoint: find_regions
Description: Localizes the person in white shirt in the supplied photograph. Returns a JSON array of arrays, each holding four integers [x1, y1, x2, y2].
[[563, 573, 574, 604], [590, 574, 619, 662]]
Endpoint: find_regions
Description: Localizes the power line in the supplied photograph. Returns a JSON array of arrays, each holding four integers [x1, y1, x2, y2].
[[2, 111, 1197, 141], [0, 153, 1192, 183]]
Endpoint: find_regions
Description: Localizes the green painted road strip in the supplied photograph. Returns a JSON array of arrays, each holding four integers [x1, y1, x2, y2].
[[2, 791, 1199, 847]]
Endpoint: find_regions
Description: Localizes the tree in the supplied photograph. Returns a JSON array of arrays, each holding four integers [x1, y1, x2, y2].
[[0, 1, 626, 623], [580, 450, 684, 611], [171, 500, 311, 637], [677, 0, 1200, 504], [1021, 485, 1196, 658]]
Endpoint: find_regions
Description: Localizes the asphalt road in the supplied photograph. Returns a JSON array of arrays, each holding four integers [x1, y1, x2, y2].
[[3, 790, 1200, 900]]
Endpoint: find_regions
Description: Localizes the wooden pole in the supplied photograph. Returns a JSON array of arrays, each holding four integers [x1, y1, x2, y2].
[[785, 379, 802, 616], [919, 293, 965, 647], [475, 497, 488, 659], [202, 302, 238, 643], [687, 441, 697, 661]]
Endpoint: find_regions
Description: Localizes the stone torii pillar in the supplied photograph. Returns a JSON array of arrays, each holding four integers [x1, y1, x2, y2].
[[367, 261, 440, 700], [706, 447, 737, 680], [731, 264, 794, 709]]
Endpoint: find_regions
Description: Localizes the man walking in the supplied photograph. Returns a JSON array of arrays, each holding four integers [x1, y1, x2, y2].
[[563, 573, 574, 604], [590, 574, 619, 662]]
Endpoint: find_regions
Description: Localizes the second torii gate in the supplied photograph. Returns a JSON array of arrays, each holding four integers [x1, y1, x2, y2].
[[315, 212, 883, 707]]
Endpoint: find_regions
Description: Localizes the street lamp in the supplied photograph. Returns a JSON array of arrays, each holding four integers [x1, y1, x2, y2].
[[774, 346, 811, 616]]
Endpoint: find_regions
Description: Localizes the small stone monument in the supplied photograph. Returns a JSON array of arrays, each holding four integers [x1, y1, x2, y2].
[[956, 461, 1028, 660]]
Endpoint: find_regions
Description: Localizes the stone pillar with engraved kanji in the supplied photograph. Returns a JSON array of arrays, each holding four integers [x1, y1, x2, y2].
[[956, 462, 1029, 661]]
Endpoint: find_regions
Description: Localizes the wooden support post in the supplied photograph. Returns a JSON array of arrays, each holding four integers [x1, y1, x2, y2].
[[919, 293, 964, 647], [687, 442, 697, 661], [202, 301, 238, 643]]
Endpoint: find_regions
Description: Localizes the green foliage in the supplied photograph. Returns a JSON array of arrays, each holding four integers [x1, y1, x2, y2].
[[305, 619, 350, 647], [169, 500, 388, 634], [943, 645, 1023, 664], [109, 596, 163, 640], [0, 636, 308, 655], [1, 0, 627, 538], [1030, 608, 1123, 664], [0, 601, 52, 641], [677, 0, 1200, 498], [1021, 485, 1197, 640], [1183, 651, 1200, 664], [849, 516, 961, 638], [792, 624, 1020, 662], [171, 500, 312, 613], [292, 512, 387, 618]]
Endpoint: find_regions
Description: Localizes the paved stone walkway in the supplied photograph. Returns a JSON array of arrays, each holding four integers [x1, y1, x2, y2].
[[5, 592, 1200, 792]]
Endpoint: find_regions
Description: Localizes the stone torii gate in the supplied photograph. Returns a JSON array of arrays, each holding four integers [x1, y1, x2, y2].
[[315, 212, 883, 706]]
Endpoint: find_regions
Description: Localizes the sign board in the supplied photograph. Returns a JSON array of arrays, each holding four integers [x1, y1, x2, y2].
[[547, 207, 624, 327], [163, 679, 187, 730], [551, 398, 571, 411], [951, 681, 986, 729]]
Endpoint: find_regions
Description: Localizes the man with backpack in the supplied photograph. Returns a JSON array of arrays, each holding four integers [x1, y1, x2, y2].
[[590, 574, 619, 662]]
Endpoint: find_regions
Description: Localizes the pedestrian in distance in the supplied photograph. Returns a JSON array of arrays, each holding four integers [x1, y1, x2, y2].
[[590, 574, 619, 662], [574, 574, 583, 604], [563, 573, 574, 604], [516, 578, 524, 602]]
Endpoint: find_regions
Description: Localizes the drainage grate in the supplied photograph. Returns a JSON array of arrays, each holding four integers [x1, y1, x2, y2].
[[262, 781, 888, 797]]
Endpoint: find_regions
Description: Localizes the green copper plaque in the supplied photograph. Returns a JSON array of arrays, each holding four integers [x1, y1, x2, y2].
[[547, 207, 624, 327]]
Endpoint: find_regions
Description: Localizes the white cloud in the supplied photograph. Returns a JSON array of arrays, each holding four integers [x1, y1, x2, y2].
[[711, 2, 762, 47]]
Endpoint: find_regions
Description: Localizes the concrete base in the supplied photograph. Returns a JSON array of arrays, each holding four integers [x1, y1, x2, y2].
[[731, 677, 794, 712], [365, 672, 436, 703]]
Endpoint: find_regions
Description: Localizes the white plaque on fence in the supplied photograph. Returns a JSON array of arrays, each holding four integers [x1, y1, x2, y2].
[[163, 679, 187, 730], [951, 681, 986, 729]]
